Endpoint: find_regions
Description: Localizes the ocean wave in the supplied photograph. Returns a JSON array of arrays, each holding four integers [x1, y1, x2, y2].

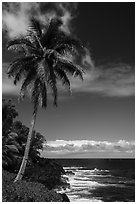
[[60, 159, 135, 202], [74, 177, 91, 181], [69, 189, 91, 195], [73, 197, 103, 202], [62, 165, 134, 202], [63, 166, 84, 170], [64, 166, 109, 171], [69, 177, 105, 188], [68, 194, 103, 202], [66, 188, 91, 195], [75, 171, 111, 177], [64, 167, 111, 191]]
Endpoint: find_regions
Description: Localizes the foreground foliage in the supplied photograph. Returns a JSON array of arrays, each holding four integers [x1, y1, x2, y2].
[[2, 99, 45, 170], [2, 99, 18, 137], [24, 158, 68, 190], [2, 99, 69, 201], [3, 170, 63, 202]]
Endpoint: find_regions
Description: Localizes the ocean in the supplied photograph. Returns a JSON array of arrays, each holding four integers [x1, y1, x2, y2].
[[57, 159, 135, 202]]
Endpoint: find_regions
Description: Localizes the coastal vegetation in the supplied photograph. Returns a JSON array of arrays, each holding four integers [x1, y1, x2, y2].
[[3, 170, 63, 202], [2, 99, 69, 201]]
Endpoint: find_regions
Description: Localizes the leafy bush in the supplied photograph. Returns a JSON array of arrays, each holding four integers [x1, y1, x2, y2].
[[2, 132, 21, 170], [11, 121, 46, 162], [2, 99, 46, 170], [24, 158, 67, 189], [2, 99, 18, 137], [3, 170, 63, 202], [2, 99, 68, 198]]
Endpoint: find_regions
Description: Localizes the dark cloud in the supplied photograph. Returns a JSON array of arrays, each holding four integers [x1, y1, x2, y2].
[[2, 2, 79, 38]]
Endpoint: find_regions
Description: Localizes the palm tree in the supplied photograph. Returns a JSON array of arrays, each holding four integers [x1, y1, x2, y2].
[[7, 18, 84, 182]]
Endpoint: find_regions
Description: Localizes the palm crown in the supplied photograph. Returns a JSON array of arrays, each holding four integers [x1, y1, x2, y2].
[[7, 18, 84, 112]]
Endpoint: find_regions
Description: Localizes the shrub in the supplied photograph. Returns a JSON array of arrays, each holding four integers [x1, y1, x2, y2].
[[24, 158, 67, 189], [2, 170, 63, 202]]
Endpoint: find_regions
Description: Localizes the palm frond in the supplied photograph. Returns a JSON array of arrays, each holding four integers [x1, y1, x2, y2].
[[8, 43, 41, 56], [27, 18, 44, 51], [8, 62, 22, 79], [41, 18, 62, 48], [20, 69, 36, 99], [29, 18, 42, 38], [7, 38, 36, 52], [54, 36, 83, 54], [55, 44, 75, 54], [27, 30, 44, 51], [7, 56, 36, 77], [5, 144, 19, 153], [57, 57, 84, 80], [13, 71, 23, 85], [55, 68, 71, 93]]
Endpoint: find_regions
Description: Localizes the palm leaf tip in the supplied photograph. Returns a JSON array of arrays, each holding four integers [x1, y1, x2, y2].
[[54, 101, 57, 107], [7, 70, 11, 77], [29, 18, 42, 37], [53, 91, 58, 107], [68, 87, 72, 95]]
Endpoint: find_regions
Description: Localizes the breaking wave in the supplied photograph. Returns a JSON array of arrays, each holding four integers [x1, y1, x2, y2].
[[60, 166, 134, 202]]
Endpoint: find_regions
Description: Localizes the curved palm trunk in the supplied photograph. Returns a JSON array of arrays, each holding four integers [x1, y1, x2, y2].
[[14, 109, 37, 182]]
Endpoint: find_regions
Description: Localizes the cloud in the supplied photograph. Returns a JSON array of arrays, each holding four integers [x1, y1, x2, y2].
[[2, 3, 39, 38], [82, 48, 94, 69], [70, 62, 135, 97], [42, 139, 135, 157], [2, 2, 78, 38], [56, 3, 78, 34], [2, 63, 21, 95]]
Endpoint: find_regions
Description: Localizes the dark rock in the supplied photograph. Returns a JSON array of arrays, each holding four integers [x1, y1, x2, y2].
[[59, 193, 70, 202], [65, 170, 75, 175]]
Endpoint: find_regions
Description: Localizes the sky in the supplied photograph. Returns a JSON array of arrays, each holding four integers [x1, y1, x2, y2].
[[2, 2, 135, 158]]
